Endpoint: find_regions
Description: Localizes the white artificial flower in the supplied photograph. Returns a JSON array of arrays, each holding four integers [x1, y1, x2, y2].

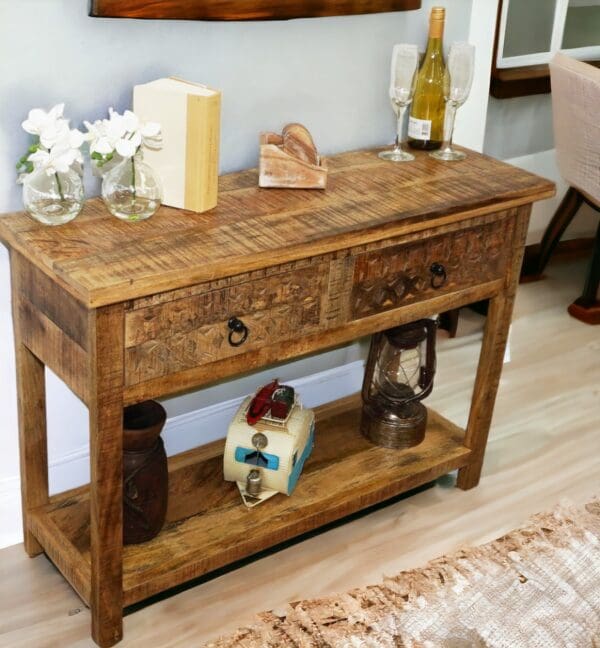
[[20, 104, 85, 177], [121, 109, 140, 133], [140, 120, 162, 150], [67, 128, 85, 150], [39, 119, 71, 149], [86, 108, 162, 160], [21, 104, 75, 150], [21, 103, 65, 137], [28, 143, 83, 176], [115, 130, 141, 158], [84, 119, 115, 155]]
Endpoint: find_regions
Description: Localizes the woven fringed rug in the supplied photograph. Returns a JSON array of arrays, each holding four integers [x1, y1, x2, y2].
[[206, 500, 600, 647]]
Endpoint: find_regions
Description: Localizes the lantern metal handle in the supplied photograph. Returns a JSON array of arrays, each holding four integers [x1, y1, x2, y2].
[[399, 318, 437, 405], [417, 318, 437, 400]]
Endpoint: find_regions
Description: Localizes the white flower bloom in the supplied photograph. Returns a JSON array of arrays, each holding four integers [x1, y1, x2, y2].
[[83, 118, 105, 141], [20, 104, 85, 177], [39, 119, 71, 149], [86, 108, 162, 161], [21, 104, 75, 150], [141, 121, 161, 138], [121, 110, 140, 133], [67, 128, 85, 149], [21, 103, 65, 137], [106, 108, 128, 140], [29, 143, 82, 176], [115, 131, 141, 158], [140, 121, 162, 150], [85, 119, 115, 155]]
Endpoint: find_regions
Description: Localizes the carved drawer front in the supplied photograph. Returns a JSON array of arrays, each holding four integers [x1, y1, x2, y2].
[[351, 217, 512, 320], [125, 264, 327, 385]]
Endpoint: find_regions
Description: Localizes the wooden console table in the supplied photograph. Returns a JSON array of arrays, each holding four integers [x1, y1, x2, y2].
[[0, 148, 554, 646]]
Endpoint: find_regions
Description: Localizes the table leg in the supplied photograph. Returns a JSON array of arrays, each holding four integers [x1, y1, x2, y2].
[[457, 205, 531, 490], [14, 339, 48, 557], [457, 294, 513, 490], [11, 252, 49, 557], [89, 305, 125, 647]]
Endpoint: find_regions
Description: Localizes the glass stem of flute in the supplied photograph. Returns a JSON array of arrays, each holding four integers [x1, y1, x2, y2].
[[395, 104, 407, 153], [440, 102, 457, 154]]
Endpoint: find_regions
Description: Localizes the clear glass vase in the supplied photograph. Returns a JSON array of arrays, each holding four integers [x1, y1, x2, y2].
[[22, 168, 84, 226], [101, 152, 162, 222]]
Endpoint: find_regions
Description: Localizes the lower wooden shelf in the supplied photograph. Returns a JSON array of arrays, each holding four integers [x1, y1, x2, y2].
[[28, 394, 471, 608]]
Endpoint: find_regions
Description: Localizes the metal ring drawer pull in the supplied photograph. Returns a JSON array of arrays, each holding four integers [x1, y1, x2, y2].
[[228, 316, 249, 347], [430, 262, 447, 289]]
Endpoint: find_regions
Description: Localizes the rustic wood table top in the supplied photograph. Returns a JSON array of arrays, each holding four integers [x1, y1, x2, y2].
[[0, 148, 554, 307]]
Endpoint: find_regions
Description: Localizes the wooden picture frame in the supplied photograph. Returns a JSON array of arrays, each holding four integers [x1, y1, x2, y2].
[[89, 0, 421, 21]]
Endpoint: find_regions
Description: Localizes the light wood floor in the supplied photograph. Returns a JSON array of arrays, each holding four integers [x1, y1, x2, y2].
[[0, 258, 598, 648]]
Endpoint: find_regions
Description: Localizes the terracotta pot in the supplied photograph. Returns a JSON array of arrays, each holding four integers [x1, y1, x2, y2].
[[123, 400, 168, 545]]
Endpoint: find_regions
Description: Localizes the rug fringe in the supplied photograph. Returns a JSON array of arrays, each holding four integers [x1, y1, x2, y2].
[[205, 498, 600, 648]]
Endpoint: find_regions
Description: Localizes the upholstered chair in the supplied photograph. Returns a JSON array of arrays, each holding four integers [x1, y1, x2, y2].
[[522, 53, 600, 324]]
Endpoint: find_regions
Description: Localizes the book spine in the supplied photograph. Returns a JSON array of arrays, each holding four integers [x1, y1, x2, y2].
[[185, 93, 221, 213]]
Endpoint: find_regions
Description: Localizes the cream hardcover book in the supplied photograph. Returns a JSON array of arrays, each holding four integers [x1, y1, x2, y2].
[[133, 77, 221, 213]]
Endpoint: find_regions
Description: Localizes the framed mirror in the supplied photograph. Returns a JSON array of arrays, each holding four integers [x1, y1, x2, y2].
[[89, 0, 421, 21]]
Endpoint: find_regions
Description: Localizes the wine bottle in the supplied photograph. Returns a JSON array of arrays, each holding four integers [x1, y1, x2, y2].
[[408, 7, 446, 150]]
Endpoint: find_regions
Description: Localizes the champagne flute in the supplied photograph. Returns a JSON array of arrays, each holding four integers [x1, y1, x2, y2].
[[379, 44, 419, 162], [430, 42, 475, 162]]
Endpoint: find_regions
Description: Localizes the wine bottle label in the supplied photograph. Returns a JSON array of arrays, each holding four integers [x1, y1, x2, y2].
[[408, 117, 432, 140]]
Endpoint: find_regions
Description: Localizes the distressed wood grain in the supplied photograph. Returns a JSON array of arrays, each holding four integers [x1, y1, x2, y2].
[[123, 279, 504, 405], [124, 212, 513, 389], [89, 304, 125, 647], [0, 149, 555, 307], [31, 397, 469, 607], [351, 216, 512, 319], [10, 253, 48, 557], [457, 205, 532, 490], [18, 298, 89, 404], [89, 0, 422, 21]]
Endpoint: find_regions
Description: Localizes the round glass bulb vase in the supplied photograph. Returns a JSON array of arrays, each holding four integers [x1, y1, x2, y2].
[[22, 168, 84, 226], [101, 153, 162, 222]]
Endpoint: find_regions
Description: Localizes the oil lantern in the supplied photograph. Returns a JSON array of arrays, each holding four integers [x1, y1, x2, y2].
[[361, 319, 437, 449]]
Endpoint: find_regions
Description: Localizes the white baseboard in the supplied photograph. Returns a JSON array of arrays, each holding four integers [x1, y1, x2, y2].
[[0, 360, 365, 549]]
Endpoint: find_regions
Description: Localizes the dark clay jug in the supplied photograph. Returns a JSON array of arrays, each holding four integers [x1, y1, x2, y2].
[[123, 400, 168, 544]]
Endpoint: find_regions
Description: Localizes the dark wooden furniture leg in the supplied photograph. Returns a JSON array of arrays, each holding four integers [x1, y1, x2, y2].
[[11, 253, 49, 557], [521, 187, 583, 280], [568, 220, 600, 324], [457, 206, 530, 490], [438, 308, 460, 338], [89, 305, 125, 647]]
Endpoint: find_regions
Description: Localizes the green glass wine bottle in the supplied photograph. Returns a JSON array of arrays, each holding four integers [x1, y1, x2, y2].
[[408, 6, 446, 151]]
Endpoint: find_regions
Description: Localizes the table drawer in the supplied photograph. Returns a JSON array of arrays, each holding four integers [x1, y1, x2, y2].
[[350, 217, 512, 320], [125, 263, 327, 385]]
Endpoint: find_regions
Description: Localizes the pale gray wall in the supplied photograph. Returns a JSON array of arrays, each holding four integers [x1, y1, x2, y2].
[[0, 0, 470, 212], [484, 95, 554, 160], [0, 1, 472, 489]]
